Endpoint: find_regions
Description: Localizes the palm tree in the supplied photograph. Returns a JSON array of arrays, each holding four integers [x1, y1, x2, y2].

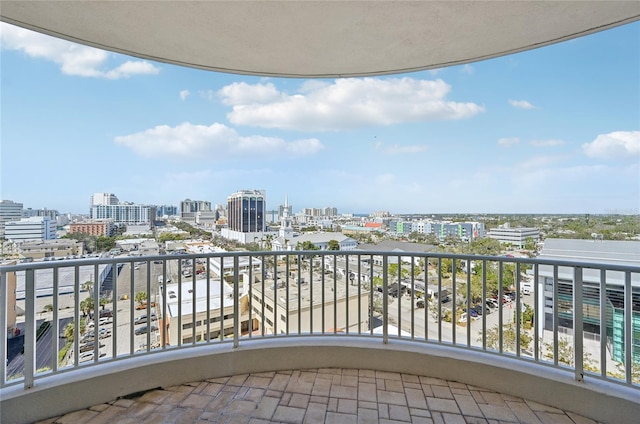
[[80, 298, 94, 317], [99, 297, 109, 310], [63, 322, 75, 342], [82, 281, 94, 294], [263, 234, 274, 250]]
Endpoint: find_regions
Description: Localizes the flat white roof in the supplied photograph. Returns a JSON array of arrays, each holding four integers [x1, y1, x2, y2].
[[161, 278, 236, 318]]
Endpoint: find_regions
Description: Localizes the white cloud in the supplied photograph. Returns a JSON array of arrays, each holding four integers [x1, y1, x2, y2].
[[179, 90, 190, 101], [0, 23, 160, 79], [582, 131, 640, 159], [509, 99, 536, 109], [219, 82, 283, 105], [498, 137, 520, 147], [460, 64, 474, 75], [530, 139, 564, 147], [375, 142, 427, 155], [114, 122, 324, 160], [218, 77, 484, 131]]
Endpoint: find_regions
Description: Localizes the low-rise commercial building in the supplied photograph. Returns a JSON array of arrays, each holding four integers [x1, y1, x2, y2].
[[69, 221, 116, 237], [487, 224, 539, 248], [18, 239, 84, 259], [250, 278, 370, 334], [159, 278, 250, 344]]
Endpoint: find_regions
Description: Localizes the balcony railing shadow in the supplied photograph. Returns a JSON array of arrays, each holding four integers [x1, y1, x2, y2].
[[1, 250, 639, 423]]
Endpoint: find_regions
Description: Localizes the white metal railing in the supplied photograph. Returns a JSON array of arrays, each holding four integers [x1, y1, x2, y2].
[[1, 250, 639, 391]]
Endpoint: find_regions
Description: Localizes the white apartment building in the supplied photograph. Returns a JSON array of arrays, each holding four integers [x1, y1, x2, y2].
[[4, 216, 56, 243], [90, 204, 156, 224], [487, 224, 540, 248]]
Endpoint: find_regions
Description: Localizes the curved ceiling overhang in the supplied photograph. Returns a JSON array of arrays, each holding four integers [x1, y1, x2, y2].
[[2, 1, 639, 78]]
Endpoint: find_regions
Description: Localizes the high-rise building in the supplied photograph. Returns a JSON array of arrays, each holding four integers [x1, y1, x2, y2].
[[90, 204, 156, 225], [91, 193, 119, 206], [227, 190, 265, 233], [221, 190, 265, 243], [180, 199, 212, 222], [0, 200, 23, 239], [23, 208, 59, 220], [323, 207, 338, 217], [156, 205, 178, 217]]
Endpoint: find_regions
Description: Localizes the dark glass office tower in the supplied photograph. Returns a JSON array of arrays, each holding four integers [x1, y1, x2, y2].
[[227, 190, 265, 233]]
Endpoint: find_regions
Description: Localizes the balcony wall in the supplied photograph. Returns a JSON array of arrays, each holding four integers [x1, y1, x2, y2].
[[2, 251, 639, 423]]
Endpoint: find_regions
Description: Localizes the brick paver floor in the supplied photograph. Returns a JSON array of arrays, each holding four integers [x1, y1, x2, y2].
[[35, 368, 600, 424]]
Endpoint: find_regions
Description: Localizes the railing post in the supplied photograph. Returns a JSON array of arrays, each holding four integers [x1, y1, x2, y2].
[[0, 270, 8, 386], [382, 255, 388, 344], [24, 268, 36, 389], [573, 267, 584, 382], [233, 255, 240, 349], [624, 271, 632, 384]]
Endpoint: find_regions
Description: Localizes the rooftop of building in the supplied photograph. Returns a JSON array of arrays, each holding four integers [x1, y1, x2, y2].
[[161, 278, 236, 318]]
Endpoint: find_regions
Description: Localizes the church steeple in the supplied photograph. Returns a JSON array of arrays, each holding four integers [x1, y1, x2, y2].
[[279, 195, 293, 239]]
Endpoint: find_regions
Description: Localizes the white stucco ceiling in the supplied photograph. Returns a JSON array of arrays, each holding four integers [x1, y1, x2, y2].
[[2, 1, 639, 77]]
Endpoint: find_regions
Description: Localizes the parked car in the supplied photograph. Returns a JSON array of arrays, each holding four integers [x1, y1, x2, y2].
[[78, 351, 95, 362], [472, 305, 489, 315], [134, 313, 157, 325], [79, 342, 105, 353], [459, 313, 471, 323], [135, 302, 156, 310], [99, 317, 112, 325], [90, 309, 113, 319], [463, 308, 479, 318], [486, 298, 499, 308], [135, 325, 158, 335], [416, 299, 425, 309]]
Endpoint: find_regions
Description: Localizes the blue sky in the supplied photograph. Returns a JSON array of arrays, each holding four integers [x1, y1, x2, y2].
[[1, 21, 638, 215]]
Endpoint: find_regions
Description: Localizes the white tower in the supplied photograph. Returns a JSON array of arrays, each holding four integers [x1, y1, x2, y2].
[[279, 196, 294, 240]]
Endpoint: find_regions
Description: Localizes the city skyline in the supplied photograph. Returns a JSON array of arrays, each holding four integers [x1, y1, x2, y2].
[[1, 21, 638, 215]]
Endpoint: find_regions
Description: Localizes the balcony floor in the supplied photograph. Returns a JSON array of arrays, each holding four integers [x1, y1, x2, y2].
[[34, 368, 600, 424]]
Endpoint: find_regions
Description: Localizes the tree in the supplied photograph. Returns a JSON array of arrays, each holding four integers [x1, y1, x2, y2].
[[96, 236, 116, 252], [135, 291, 148, 305], [80, 298, 94, 317], [543, 337, 596, 371], [424, 233, 440, 247], [296, 240, 319, 251], [63, 322, 75, 342], [99, 297, 109, 310], [42, 304, 54, 312], [465, 237, 502, 256], [263, 234, 274, 250], [82, 281, 94, 294], [327, 240, 340, 250], [482, 323, 532, 353]]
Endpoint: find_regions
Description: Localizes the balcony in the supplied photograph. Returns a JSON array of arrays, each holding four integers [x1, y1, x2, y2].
[[2, 250, 638, 423]]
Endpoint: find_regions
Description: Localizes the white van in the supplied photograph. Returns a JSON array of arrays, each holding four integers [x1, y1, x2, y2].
[[521, 281, 533, 295]]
